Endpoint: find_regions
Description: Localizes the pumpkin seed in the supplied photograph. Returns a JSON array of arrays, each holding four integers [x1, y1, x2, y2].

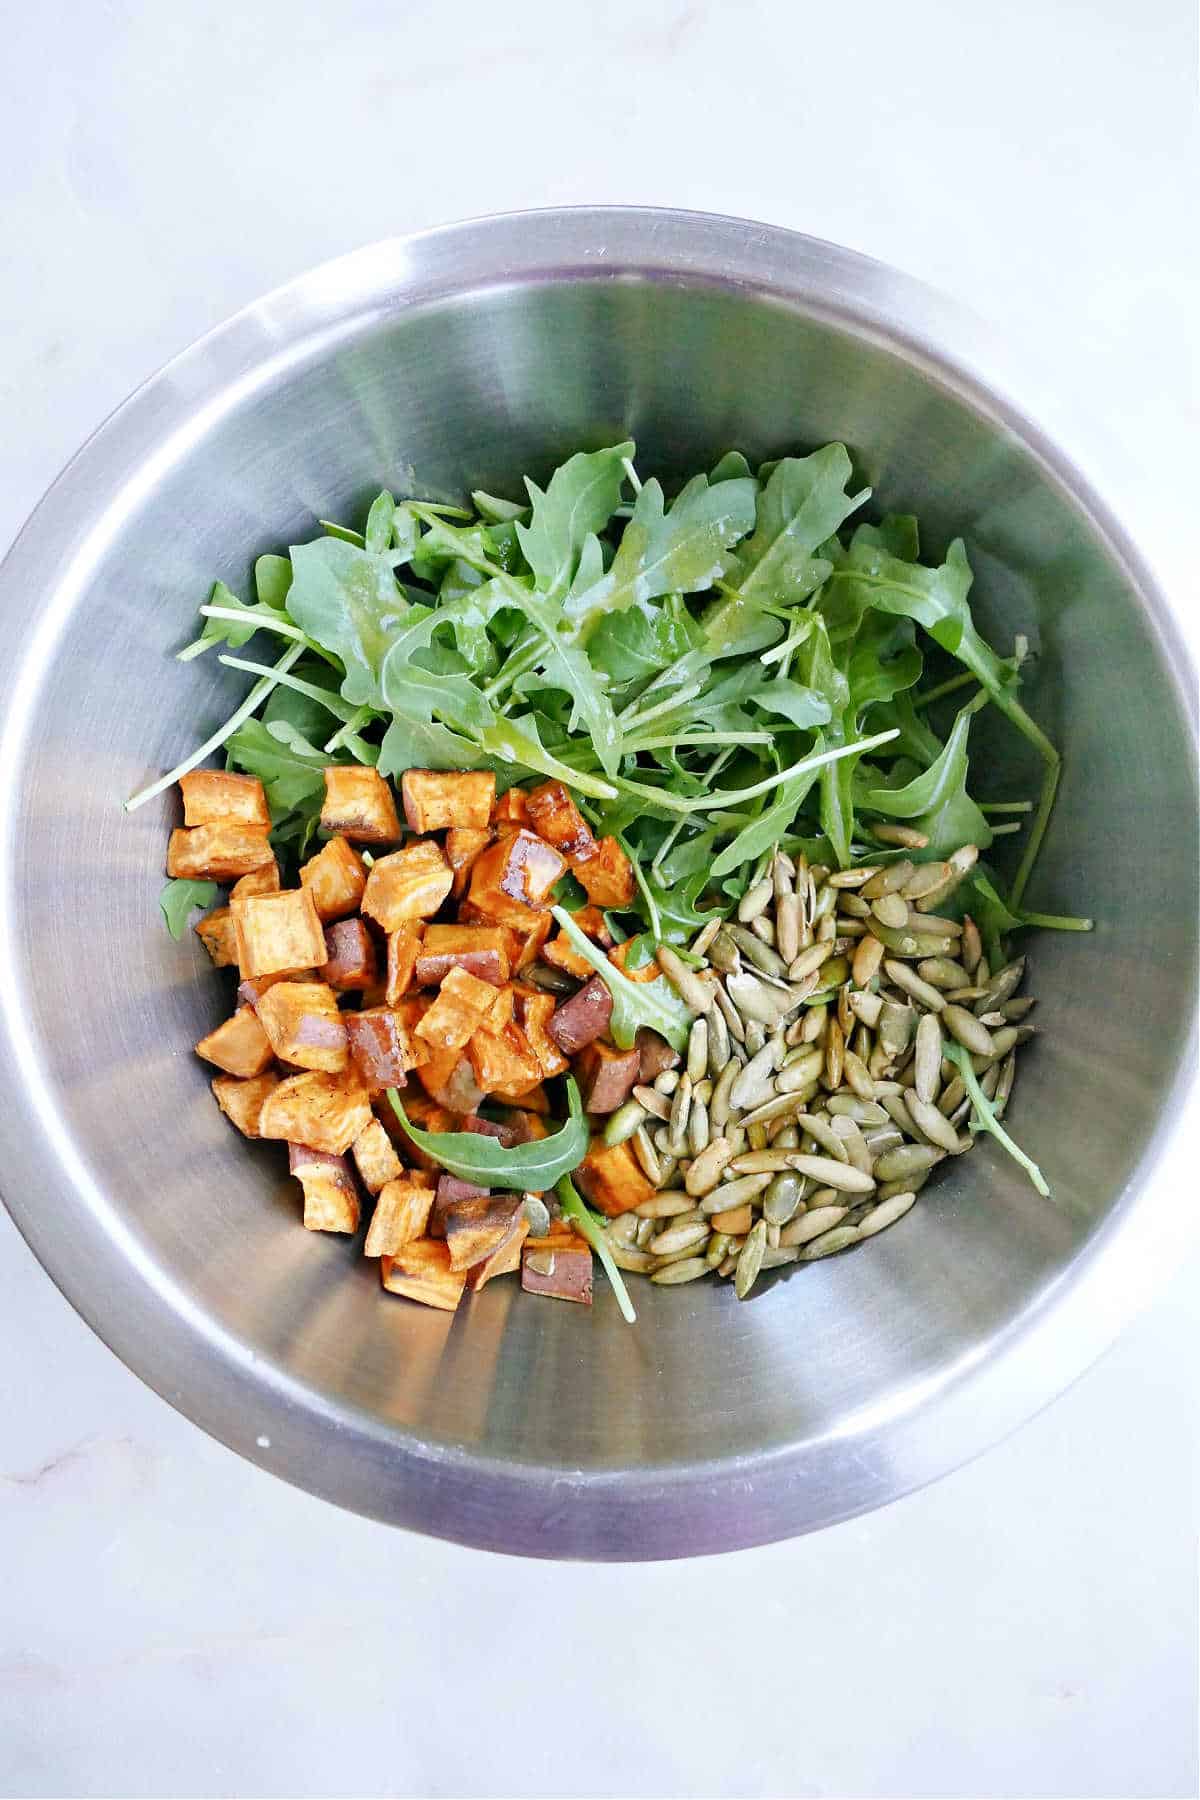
[[800, 1224, 861, 1260], [656, 943, 714, 1012], [824, 1016, 846, 1089], [726, 970, 792, 1026], [828, 865, 880, 889], [848, 989, 883, 1030], [634, 1190, 695, 1218], [869, 822, 929, 849], [650, 1219, 711, 1257], [760, 1245, 800, 1269], [794, 1113, 850, 1163], [688, 1098, 711, 1157], [744, 1020, 767, 1056], [654, 1069, 681, 1095], [788, 941, 836, 983], [604, 1098, 647, 1146], [871, 891, 910, 930], [942, 1004, 995, 1056], [873, 1142, 946, 1182], [879, 1171, 930, 1199], [735, 1220, 768, 1298], [787, 1153, 876, 1194], [667, 1073, 693, 1157], [900, 861, 951, 901], [827, 1094, 888, 1124], [750, 915, 777, 947], [705, 1231, 732, 1268], [862, 860, 915, 898], [858, 1191, 917, 1237], [699, 1173, 772, 1213], [829, 1114, 874, 1175], [862, 1124, 904, 1156], [838, 892, 873, 919], [632, 1125, 665, 1185], [726, 923, 788, 977], [686, 1018, 708, 1083], [913, 1011, 943, 1105], [851, 932, 886, 987], [884, 959, 946, 1012], [691, 917, 722, 960], [916, 956, 969, 990], [763, 1171, 806, 1225], [706, 1002, 731, 1075], [730, 1039, 782, 1110], [776, 892, 803, 964], [878, 999, 917, 1061], [606, 1212, 640, 1247], [523, 1195, 551, 1236], [685, 1138, 735, 1196], [904, 1089, 964, 1152], [738, 1092, 806, 1130], [738, 876, 774, 923], [709, 930, 741, 973], [651, 1257, 710, 1285], [937, 1075, 967, 1117], [961, 915, 983, 973], [842, 1048, 877, 1099], [869, 921, 959, 958], [780, 1204, 848, 1246], [634, 1216, 656, 1248], [609, 1246, 658, 1274], [994, 1051, 1017, 1119], [800, 1004, 828, 1043], [728, 1149, 795, 1175], [710, 1057, 740, 1129], [1001, 996, 1037, 1021]]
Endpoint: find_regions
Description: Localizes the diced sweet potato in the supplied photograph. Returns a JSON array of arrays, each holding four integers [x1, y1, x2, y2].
[[710, 1202, 753, 1235], [465, 1215, 529, 1289], [418, 1051, 485, 1115], [494, 1107, 548, 1143], [485, 984, 515, 1030], [195, 1006, 274, 1078], [258, 1071, 372, 1154], [547, 977, 613, 1055], [320, 766, 401, 843], [504, 912, 554, 973], [524, 781, 598, 861], [521, 1239, 593, 1304], [401, 769, 495, 834], [381, 1239, 467, 1311], [363, 1177, 435, 1256], [463, 1114, 514, 1146], [572, 836, 635, 908], [416, 965, 499, 1052], [179, 769, 270, 829], [445, 827, 493, 898], [384, 922, 424, 1004], [466, 830, 567, 923], [391, 1099, 456, 1171], [514, 989, 570, 1079], [288, 1147, 361, 1234], [231, 861, 281, 900], [467, 1022, 542, 1097], [444, 1192, 524, 1271], [322, 918, 379, 991], [351, 1118, 404, 1193], [344, 1008, 416, 1093], [431, 1173, 489, 1238], [237, 970, 309, 1007], [574, 1040, 640, 1114], [232, 888, 326, 978], [167, 823, 274, 882], [610, 940, 661, 983], [543, 907, 613, 980], [362, 840, 453, 929], [256, 980, 348, 1073], [574, 1138, 655, 1217], [414, 924, 509, 988], [300, 836, 367, 921], [391, 994, 432, 1067], [195, 906, 238, 968], [211, 1070, 279, 1137], [510, 1081, 551, 1114], [491, 789, 530, 829], [636, 1028, 681, 1082]]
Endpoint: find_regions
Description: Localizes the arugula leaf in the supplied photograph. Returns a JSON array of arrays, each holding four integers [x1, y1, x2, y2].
[[515, 443, 632, 599], [160, 878, 218, 939], [255, 555, 293, 609], [364, 491, 396, 554], [388, 1079, 589, 1190], [471, 488, 528, 524], [178, 580, 294, 663], [858, 696, 993, 855], [550, 906, 694, 1052], [710, 764, 822, 878], [226, 718, 332, 816], [725, 445, 869, 606], [285, 538, 409, 706], [944, 1042, 1049, 1196]]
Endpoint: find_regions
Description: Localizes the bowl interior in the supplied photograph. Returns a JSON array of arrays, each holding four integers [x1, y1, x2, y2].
[[0, 217, 1195, 1556]]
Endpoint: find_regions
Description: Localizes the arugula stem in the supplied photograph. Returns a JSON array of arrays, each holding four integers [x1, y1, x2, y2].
[[945, 1042, 1049, 1197], [612, 727, 900, 817], [618, 683, 702, 728], [981, 800, 1033, 813], [988, 821, 1023, 836], [620, 456, 643, 496], [218, 655, 359, 723], [624, 836, 662, 940], [195, 605, 307, 645], [1018, 911, 1094, 932], [325, 703, 373, 754], [483, 636, 540, 702], [913, 670, 976, 711], [125, 641, 306, 811], [626, 732, 773, 751], [556, 1177, 637, 1325]]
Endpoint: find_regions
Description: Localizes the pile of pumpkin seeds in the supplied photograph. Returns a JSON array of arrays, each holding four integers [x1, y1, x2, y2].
[[601, 842, 1036, 1300]]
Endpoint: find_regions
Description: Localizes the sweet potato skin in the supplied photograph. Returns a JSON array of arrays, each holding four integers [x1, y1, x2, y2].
[[574, 1040, 640, 1114], [401, 769, 495, 833], [321, 918, 379, 991], [290, 1149, 361, 1234], [547, 977, 613, 1055], [414, 924, 509, 988], [344, 1008, 416, 1093], [320, 767, 401, 843], [256, 980, 348, 1073]]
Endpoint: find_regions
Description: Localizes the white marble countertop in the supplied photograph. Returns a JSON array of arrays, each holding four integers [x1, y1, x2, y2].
[[2, 3, 1196, 1795]]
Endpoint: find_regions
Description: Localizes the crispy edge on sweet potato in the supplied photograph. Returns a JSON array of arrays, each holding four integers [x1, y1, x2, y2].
[[211, 1070, 279, 1137], [256, 981, 348, 1073], [466, 830, 566, 923], [380, 1239, 466, 1311], [231, 861, 281, 900], [401, 769, 495, 833], [351, 1118, 404, 1194], [573, 1138, 655, 1217], [524, 780, 598, 861], [258, 1071, 372, 1155], [414, 923, 509, 988], [445, 827, 493, 898], [195, 1005, 274, 1078], [363, 1177, 435, 1257], [572, 836, 635, 907], [290, 1148, 361, 1235], [300, 836, 367, 921], [416, 965, 500, 1052], [168, 822, 274, 882], [362, 840, 453, 930], [319, 766, 401, 843], [514, 988, 569, 1079], [195, 906, 238, 968], [465, 1214, 529, 1289], [180, 770, 270, 829]]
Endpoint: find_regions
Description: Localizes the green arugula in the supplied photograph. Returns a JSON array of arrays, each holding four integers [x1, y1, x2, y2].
[[388, 1079, 589, 1190], [160, 878, 218, 939], [550, 906, 694, 1052]]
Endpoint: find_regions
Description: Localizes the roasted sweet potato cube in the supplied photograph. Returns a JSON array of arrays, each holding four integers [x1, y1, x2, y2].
[[232, 888, 326, 978], [300, 835, 367, 921], [524, 781, 598, 860], [636, 1027, 681, 1082], [288, 1147, 361, 1235], [234, 865, 281, 904], [547, 977, 613, 1055], [444, 1192, 524, 1271], [321, 918, 378, 991], [465, 1215, 529, 1289], [431, 1173, 489, 1238], [167, 823, 274, 883], [237, 970, 309, 1007], [574, 1040, 640, 1114], [418, 1050, 485, 1114], [320, 766, 401, 843], [509, 1081, 550, 1114], [179, 769, 270, 829], [392, 1099, 456, 1170], [611, 940, 661, 983], [504, 912, 553, 972], [445, 827, 493, 897], [364, 1177, 435, 1256], [485, 984, 515, 1030], [416, 966, 499, 1052], [514, 989, 570, 1079], [573, 836, 635, 908], [466, 830, 567, 923], [344, 1008, 416, 1093], [195, 1006, 274, 1078], [351, 1118, 404, 1194], [384, 922, 423, 1003], [574, 1138, 655, 1217], [362, 840, 453, 929], [710, 1202, 753, 1235], [258, 1071, 372, 1154], [467, 1022, 542, 1096], [401, 769, 495, 834], [211, 1070, 279, 1138], [195, 906, 238, 968], [380, 1239, 466, 1311], [256, 980, 348, 1073], [495, 1107, 548, 1143], [491, 789, 530, 829], [521, 1239, 593, 1304], [542, 909, 612, 980], [414, 924, 509, 988]]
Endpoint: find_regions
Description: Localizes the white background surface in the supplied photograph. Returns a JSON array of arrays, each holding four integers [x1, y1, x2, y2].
[[2, 3, 1197, 1796]]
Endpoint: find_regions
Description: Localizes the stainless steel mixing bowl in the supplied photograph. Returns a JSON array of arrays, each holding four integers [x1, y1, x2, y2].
[[0, 209, 1195, 1559]]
